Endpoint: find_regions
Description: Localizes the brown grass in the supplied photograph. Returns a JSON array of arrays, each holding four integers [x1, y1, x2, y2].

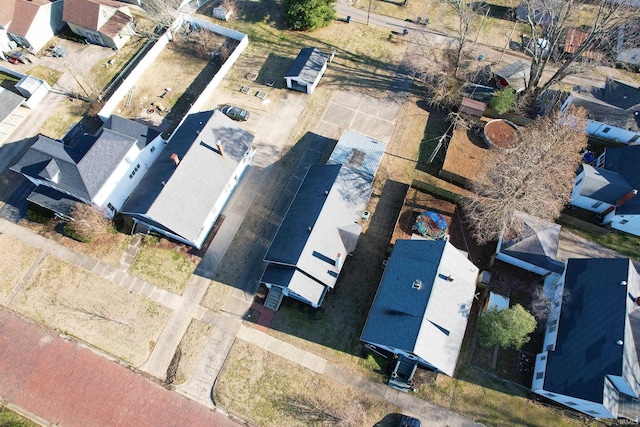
[[10, 255, 172, 366], [214, 340, 399, 427], [440, 128, 489, 184], [38, 98, 89, 139], [25, 65, 63, 87], [0, 234, 40, 303], [57, 232, 131, 267], [174, 319, 214, 385], [127, 239, 197, 295]]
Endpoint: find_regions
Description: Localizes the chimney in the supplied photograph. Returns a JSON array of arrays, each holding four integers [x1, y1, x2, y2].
[[635, 296, 640, 306], [617, 189, 638, 206], [170, 153, 180, 166], [335, 253, 342, 268], [216, 140, 224, 156]]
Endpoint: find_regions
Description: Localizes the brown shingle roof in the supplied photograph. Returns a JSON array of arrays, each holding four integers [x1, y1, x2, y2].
[[564, 29, 589, 54], [0, 0, 16, 27], [10, 0, 52, 36], [100, 9, 132, 38], [62, 0, 128, 31]]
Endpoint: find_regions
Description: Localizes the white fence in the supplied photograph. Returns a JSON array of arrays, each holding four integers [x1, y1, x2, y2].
[[98, 14, 248, 123]]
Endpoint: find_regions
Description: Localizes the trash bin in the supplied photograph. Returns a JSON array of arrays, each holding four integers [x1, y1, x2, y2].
[[403, 28, 409, 36], [478, 54, 484, 61], [346, 15, 351, 23]]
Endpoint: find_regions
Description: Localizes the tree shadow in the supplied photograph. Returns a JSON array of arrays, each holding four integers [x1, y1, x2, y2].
[[416, 106, 449, 174]]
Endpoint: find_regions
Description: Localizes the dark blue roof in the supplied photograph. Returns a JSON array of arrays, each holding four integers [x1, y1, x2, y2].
[[604, 145, 640, 215], [544, 258, 629, 402], [360, 240, 446, 351], [264, 164, 342, 265]]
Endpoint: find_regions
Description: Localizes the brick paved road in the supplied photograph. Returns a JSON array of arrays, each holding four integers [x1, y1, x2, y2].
[[0, 310, 242, 427]]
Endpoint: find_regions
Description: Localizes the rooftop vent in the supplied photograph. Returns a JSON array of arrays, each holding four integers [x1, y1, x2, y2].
[[412, 279, 422, 290], [621, 281, 628, 286], [307, 226, 312, 232], [617, 340, 624, 346]]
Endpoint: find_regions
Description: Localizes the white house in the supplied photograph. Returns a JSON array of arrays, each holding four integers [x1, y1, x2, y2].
[[10, 116, 164, 219], [561, 78, 640, 144], [570, 145, 640, 237], [261, 131, 386, 310], [361, 239, 479, 385], [532, 257, 640, 422], [0, 0, 64, 53], [284, 47, 329, 94], [120, 110, 256, 249], [62, 0, 135, 50]]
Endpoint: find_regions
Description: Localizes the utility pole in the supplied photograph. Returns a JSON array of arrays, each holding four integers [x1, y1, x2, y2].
[[367, 0, 372, 26]]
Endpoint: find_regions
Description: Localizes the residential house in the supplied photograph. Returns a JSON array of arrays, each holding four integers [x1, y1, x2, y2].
[[0, 0, 64, 53], [495, 211, 565, 289], [361, 239, 479, 386], [11, 116, 163, 219], [120, 110, 256, 249], [260, 130, 386, 310], [570, 145, 640, 236], [284, 47, 329, 94], [63, 0, 135, 50], [560, 78, 640, 144], [532, 257, 640, 422], [564, 29, 602, 60]]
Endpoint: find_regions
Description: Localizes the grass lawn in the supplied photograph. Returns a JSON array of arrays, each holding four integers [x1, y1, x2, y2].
[[38, 98, 89, 139], [0, 234, 40, 304], [557, 219, 640, 261], [128, 236, 198, 295], [25, 66, 63, 87], [174, 319, 213, 385], [214, 340, 399, 427], [0, 407, 39, 427], [10, 255, 172, 367], [0, 72, 19, 91]]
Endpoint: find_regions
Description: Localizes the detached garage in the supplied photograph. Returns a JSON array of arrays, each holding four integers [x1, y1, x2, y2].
[[285, 47, 329, 94]]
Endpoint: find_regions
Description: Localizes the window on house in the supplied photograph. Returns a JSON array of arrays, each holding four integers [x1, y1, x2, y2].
[[548, 324, 557, 332], [544, 393, 556, 398], [621, 219, 629, 224], [566, 401, 577, 406], [546, 344, 554, 351], [536, 372, 544, 380], [129, 163, 141, 179], [575, 178, 583, 186], [540, 355, 546, 361], [586, 410, 599, 415], [591, 201, 603, 208], [603, 127, 611, 134], [107, 203, 115, 212], [150, 146, 156, 153], [631, 135, 640, 143]]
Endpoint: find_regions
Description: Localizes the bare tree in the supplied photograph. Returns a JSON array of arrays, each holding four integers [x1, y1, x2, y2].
[[445, 0, 477, 78], [66, 203, 115, 242], [519, 0, 640, 97], [141, 0, 181, 31], [463, 107, 588, 244]]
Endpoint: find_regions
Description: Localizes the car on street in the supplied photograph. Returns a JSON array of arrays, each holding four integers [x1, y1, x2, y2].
[[221, 105, 250, 121]]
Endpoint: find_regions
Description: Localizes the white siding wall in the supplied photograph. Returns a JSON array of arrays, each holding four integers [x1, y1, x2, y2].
[[23, 2, 63, 52], [572, 195, 612, 214], [608, 214, 640, 237], [590, 120, 640, 144], [495, 253, 550, 276]]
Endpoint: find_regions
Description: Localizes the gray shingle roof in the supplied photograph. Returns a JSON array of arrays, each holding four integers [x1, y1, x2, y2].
[[603, 145, 640, 215], [570, 78, 640, 131], [360, 239, 478, 376], [543, 258, 640, 407], [0, 87, 24, 123], [121, 110, 254, 246], [264, 164, 371, 289], [494, 61, 530, 92], [285, 47, 329, 83], [11, 116, 151, 202], [499, 211, 564, 274]]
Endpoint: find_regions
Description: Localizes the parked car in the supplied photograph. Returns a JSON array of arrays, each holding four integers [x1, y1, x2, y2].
[[398, 416, 421, 427], [221, 105, 250, 121]]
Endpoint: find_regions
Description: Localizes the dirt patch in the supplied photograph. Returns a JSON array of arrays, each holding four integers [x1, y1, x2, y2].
[[10, 255, 172, 366], [484, 119, 519, 149], [127, 237, 199, 295], [214, 340, 399, 427], [174, 319, 214, 385], [0, 234, 40, 303]]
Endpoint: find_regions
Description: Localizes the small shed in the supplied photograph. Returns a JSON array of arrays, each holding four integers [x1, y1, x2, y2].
[[212, 6, 232, 21], [459, 97, 486, 118], [284, 47, 329, 94], [494, 61, 530, 93], [15, 75, 51, 109]]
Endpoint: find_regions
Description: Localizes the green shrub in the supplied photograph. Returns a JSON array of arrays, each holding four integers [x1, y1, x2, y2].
[[488, 88, 517, 115]]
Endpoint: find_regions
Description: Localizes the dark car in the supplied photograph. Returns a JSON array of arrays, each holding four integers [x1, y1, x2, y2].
[[221, 105, 250, 121], [399, 415, 421, 427]]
